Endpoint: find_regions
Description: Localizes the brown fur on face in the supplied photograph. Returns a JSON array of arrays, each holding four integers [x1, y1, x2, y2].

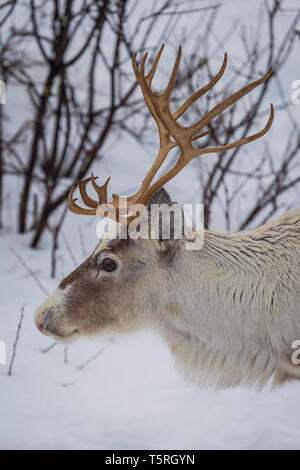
[[59, 255, 92, 290], [35, 188, 183, 340], [35, 230, 173, 341]]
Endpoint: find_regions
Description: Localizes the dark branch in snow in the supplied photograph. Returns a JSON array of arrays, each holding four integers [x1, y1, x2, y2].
[[77, 348, 105, 371], [40, 341, 57, 354], [8, 303, 25, 376]]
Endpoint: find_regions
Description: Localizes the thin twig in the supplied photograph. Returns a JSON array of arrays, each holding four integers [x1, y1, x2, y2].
[[8, 303, 25, 376], [49, 203, 68, 278], [64, 346, 68, 364], [62, 381, 75, 388], [40, 341, 57, 353], [10, 246, 49, 296], [78, 225, 87, 258], [77, 348, 105, 371], [61, 232, 78, 268]]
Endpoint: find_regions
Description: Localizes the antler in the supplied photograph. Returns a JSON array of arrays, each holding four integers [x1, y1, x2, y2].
[[68, 45, 274, 223]]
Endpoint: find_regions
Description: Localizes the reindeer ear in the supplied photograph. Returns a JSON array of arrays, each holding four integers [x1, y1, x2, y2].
[[147, 187, 172, 208], [146, 187, 184, 246]]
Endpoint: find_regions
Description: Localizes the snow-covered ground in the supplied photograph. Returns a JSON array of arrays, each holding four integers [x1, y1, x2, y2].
[[1, 0, 300, 450]]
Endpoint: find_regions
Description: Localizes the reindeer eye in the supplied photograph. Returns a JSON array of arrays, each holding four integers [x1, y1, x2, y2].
[[102, 258, 117, 272]]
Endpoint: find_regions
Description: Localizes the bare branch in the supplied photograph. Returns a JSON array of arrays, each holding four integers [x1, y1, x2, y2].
[[8, 303, 25, 376]]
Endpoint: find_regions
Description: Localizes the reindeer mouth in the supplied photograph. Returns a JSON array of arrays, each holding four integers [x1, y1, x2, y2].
[[51, 328, 80, 344]]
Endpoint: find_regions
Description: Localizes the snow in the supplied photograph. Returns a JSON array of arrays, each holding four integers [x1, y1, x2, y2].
[[1, 0, 300, 450]]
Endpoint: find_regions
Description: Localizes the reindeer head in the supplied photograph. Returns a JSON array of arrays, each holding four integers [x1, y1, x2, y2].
[[35, 46, 273, 343], [34, 188, 183, 342]]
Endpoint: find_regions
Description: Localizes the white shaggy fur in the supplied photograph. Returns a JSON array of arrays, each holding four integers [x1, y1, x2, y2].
[[35, 205, 300, 388], [156, 208, 300, 388]]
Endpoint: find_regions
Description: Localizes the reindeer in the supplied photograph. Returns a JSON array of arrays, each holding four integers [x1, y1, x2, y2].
[[35, 46, 300, 388]]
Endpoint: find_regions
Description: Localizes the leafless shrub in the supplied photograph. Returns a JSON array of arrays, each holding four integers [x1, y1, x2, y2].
[[0, 0, 299, 247]]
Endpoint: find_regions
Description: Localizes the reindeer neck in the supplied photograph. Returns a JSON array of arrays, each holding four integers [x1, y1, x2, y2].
[[155, 211, 300, 387]]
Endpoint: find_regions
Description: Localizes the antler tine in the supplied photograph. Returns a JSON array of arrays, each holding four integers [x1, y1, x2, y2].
[[132, 53, 144, 95], [135, 105, 274, 207], [191, 130, 210, 142], [132, 48, 184, 195], [187, 67, 273, 138], [91, 173, 110, 204], [133, 48, 210, 148], [78, 177, 98, 208], [68, 184, 97, 215], [139, 46, 182, 100], [68, 174, 112, 215], [132, 52, 159, 121], [191, 104, 274, 157], [173, 53, 227, 120], [139, 52, 149, 80], [132, 47, 173, 149], [146, 44, 165, 84], [164, 46, 182, 98]]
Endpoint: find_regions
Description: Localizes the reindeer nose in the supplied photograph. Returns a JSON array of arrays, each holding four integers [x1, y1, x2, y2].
[[36, 310, 52, 336]]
